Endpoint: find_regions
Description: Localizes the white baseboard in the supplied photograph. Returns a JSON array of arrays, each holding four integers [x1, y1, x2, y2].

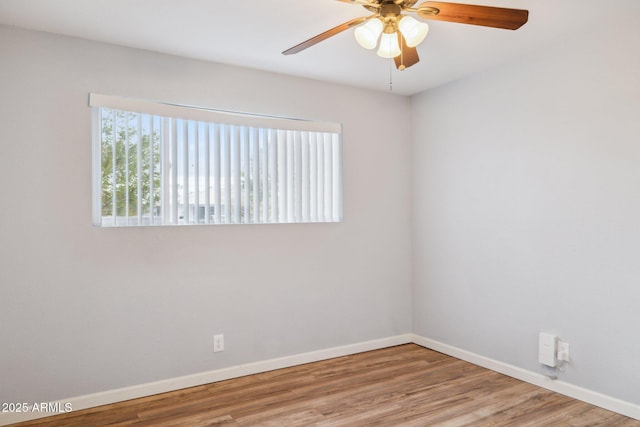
[[0, 334, 412, 426], [4, 333, 638, 425], [410, 334, 640, 421]]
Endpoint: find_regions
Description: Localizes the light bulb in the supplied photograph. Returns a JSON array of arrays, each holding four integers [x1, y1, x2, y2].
[[354, 18, 383, 50], [398, 16, 429, 47], [377, 32, 401, 58]]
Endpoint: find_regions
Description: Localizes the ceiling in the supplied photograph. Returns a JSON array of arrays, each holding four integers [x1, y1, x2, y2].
[[0, 0, 634, 95]]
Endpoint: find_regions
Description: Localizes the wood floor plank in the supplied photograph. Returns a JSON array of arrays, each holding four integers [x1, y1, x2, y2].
[[8, 344, 639, 426]]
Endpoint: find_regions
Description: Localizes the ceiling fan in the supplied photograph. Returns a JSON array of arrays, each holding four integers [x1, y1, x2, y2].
[[283, 1, 529, 70]]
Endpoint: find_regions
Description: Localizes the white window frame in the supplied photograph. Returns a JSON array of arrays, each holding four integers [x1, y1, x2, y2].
[[90, 94, 343, 227]]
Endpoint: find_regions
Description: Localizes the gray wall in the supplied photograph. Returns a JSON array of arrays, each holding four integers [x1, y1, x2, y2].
[[0, 26, 413, 403], [411, 13, 640, 404]]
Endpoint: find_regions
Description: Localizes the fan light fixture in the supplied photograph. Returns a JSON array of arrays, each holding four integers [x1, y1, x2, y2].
[[355, 15, 429, 59], [398, 16, 429, 47], [354, 18, 383, 49], [377, 32, 401, 58], [282, 1, 529, 72]]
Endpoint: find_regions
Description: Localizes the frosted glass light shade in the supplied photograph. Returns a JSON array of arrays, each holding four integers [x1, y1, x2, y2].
[[398, 16, 429, 47], [377, 32, 401, 58], [354, 18, 383, 49]]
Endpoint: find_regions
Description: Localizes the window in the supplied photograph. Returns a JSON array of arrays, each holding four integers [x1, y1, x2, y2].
[[90, 94, 342, 226]]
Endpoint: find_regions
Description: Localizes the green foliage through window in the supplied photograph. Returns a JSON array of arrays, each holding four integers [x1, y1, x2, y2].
[[100, 110, 162, 220]]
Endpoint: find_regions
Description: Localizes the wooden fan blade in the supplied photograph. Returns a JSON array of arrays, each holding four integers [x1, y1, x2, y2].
[[416, 1, 528, 30], [394, 33, 420, 70], [282, 16, 368, 55]]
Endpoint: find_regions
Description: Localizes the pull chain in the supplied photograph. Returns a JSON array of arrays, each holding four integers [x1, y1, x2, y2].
[[389, 59, 393, 92]]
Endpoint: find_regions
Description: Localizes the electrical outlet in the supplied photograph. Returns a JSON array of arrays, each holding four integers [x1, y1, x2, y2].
[[213, 334, 224, 353], [557, 341, 570, 362]]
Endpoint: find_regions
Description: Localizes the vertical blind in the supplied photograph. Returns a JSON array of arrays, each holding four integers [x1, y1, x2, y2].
[[90, 94, 342, 226]]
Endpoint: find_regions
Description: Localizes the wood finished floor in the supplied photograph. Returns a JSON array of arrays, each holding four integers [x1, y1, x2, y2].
[[10, 344, 640, 426]]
